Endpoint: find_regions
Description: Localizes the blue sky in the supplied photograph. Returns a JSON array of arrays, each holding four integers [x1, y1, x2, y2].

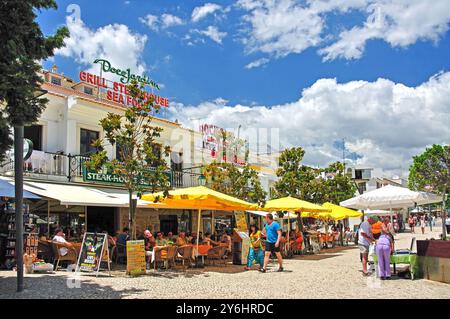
[[38, 0, 450, 175], [38, 0, 450, 106]]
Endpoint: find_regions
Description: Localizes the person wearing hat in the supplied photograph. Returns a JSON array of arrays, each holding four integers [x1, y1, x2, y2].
[[371, 216, 383, 240], [358, 217, 376, 276]]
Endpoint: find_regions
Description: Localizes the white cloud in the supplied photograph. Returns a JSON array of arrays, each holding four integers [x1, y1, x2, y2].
[[194, 26, 227, 44], [237, 0, 450, 62], [192, 3, 222, 22], [161, 14, 184, 28], [245, 57, 269, 69], [320, 1, 450, 61], [139, 13, 184, 31], [238, 0, 324, 57], [167, 72, 450, 176], [56, 15, 147, 77], [139, 14, 159, 31]]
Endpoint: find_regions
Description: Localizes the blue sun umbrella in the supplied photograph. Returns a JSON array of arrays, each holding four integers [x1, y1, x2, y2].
[[0, 179, 41, 199]]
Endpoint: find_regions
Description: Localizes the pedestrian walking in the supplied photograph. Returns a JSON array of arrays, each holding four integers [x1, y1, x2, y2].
[[245, 225, 264, 271], [445, 214, 450, 235], [420, 215, 426, 235], [260, 213, 283, 273], [408, 216, 415, 233]]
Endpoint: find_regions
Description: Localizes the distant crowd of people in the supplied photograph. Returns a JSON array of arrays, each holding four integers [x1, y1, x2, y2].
[[407, 213, 436, 234]]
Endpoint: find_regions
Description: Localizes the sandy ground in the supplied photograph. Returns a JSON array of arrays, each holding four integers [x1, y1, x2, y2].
[[1, 221, 449, 299]]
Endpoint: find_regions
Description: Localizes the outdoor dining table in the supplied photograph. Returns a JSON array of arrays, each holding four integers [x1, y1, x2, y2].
[[373, 253, 418, 279], [193, 244, 212, 266]]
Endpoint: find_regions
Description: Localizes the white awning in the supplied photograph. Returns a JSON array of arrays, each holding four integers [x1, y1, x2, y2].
[[1, 177, 159, 208], [246, 210, 298, 219], [363, 209, 396, 216], [340, 185, 442, 210]]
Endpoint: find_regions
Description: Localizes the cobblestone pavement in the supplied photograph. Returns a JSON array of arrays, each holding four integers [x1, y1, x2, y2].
[[1, 223, 449, 299]]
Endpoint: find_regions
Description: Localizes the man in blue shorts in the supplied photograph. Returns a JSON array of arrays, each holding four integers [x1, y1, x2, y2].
[[260, 213, 283, 272]]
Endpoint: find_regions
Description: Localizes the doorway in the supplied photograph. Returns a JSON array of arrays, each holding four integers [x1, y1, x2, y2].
[[160, 215, 178, 235], [86, 206, 116, 235]]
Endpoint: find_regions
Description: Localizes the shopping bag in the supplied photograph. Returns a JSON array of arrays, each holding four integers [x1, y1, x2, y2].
[[368, 243, 376, 256]]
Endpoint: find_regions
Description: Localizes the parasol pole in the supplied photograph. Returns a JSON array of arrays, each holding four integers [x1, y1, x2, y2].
[[196, 209, 201, 258], [287, 211, 291, 251], [47, 200, 50, 238], [211, 210, 215, 238]]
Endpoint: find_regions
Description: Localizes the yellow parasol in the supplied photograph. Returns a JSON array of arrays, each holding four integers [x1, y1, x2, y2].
[[142, 186, 259, 259], [310, 202, 363, 220], [261, 197, 330, 250], [262, 196, 330, 213]]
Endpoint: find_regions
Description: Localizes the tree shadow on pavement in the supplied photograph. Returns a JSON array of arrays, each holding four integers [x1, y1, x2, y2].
[[0, 273, 147, 299]]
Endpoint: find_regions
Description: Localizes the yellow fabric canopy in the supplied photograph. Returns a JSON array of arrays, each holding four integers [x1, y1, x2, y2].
[[141, 186, 259, 211], [262, 196, 330, 213], [307, 202, 362, 220], [142, 186, 259, 257]]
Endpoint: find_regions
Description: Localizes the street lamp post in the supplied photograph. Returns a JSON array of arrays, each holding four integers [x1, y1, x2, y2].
[[15, 89, 47, 292], [14, 126, 24, 292]]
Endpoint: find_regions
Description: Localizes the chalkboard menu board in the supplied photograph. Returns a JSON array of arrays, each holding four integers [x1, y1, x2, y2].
[[126, 240, 146, 276], [76, 232, 107, 275]]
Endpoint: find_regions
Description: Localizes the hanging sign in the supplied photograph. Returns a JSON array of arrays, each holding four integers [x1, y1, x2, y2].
[[235, 211, 248, 232]]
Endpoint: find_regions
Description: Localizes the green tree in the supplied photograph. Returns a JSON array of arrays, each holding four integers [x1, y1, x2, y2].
[[323, 161, 357, 204], [272, 147, 318, 199], [0, 0, 69, 159], [409, 144, 450, 239], [86, 81, 171, 239], [203, 161, 267, 206]]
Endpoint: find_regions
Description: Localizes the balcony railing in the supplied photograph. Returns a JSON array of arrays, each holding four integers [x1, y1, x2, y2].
[[0, 150, 203, 189]]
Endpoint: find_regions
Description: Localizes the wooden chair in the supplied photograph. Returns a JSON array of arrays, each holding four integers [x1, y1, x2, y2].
[[37, 240, 54, 262], [153, 246, 169, 270], [51, 242, 78, 271], [219, 245, 229, 264], [162, 246, 178, 269], [206, 246, 225, 265], [114, 242, 127, 264], [176, 245, 194, 270], [333, 232, 341, 247], [206, 246, 228, 266]]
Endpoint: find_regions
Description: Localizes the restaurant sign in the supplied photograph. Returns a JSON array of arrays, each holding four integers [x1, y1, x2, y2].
[[79, 58, 169, 108], [83, 168, 172, 188], [93, 59, 159, 88]]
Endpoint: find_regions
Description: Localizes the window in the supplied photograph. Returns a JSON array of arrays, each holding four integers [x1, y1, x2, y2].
[[355, 169, 363, 180], [171, 152, 183, 171], [24, 125, 43, 151], [80, 128, 99, 155], [83, 86, 93, 95], [51, 76, 61, 86]]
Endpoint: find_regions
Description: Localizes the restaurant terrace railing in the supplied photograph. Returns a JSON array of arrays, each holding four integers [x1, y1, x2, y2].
[[0, 151, 204, 189]]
